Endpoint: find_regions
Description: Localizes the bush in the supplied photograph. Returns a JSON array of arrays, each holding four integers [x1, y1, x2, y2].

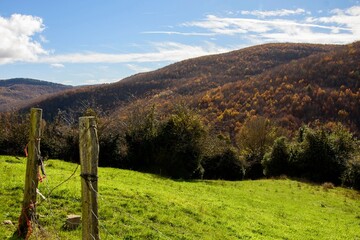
[[0, 112, 29, 156], [237, 116, 280, 179], [202, 148, 244, 180], [342, 156, 360, 190], [40, 117, 79, 163], [155, 105, 206, 179], [262, 137, 290, 177], [125, 105, 159, 171], [288, 124, 356, 184]]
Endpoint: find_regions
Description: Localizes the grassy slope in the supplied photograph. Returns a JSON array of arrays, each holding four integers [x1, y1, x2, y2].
[[0, 155, 359, 240]]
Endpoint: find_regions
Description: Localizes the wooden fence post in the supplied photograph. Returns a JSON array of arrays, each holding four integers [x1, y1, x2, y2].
[[79, 116, 100, 240], [17, 108, 42, 239]]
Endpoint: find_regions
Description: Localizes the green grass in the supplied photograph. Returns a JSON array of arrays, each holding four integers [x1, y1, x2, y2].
[[1, 155, 360, 239]]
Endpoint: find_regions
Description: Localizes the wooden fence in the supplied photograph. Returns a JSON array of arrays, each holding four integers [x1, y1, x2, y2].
[[16, 108, 100, 240]]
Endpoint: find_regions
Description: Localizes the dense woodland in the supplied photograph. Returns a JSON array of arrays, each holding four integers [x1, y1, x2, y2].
[[0, 42, 359, 189], [0, 105, 359, 190], [15, 42, 360, 136]]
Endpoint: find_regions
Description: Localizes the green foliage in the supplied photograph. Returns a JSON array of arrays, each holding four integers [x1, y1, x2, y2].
[[328, 123, 357, 164], [262, 136, 290, 177], [98, 131, 125, 168], [156, 105, 206, 179], [1, 156, 360, 239], [125, 105, 159, 171], [202, 148, 244, 180], [123, 104, 207, 179], [263, 123, 359, 186], [237, 116, 279, 179], [40, 113, 79, 163], [290, 125, 356, 184], [2, 107, 358, 186], [342, 156, 360, 190]]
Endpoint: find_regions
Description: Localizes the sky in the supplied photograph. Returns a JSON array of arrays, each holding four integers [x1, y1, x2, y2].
[[0, 0, 359, 86]]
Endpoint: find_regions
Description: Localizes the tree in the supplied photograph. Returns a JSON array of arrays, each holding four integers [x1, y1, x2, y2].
[[125, 105, 159, 171], [202, 148, 244, 180], [342, 156, 360, 190], [156, 105, 206, 179], [0, 112, 29, 156], [289, 124, 357, 184], [236, 116, 279, 179], [262, 137, 290, 177]]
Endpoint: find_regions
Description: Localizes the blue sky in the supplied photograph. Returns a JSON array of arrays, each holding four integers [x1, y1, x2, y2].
[[0, 0, 359, 86]]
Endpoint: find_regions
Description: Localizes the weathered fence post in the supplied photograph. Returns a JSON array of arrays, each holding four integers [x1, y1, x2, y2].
[[79, 116, 100, 240], [17, 108, 42, 239]]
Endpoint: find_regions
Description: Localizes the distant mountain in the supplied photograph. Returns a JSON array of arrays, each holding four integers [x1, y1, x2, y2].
[[0, 78, 72, 111], [20, 42, 360, 134]]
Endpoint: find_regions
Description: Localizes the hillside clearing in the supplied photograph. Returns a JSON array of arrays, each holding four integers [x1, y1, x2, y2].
[[0, 156, 359, 239]]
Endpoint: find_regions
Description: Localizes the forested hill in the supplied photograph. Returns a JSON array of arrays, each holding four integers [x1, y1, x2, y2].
[[197, 41, 360, 134], [21, 42, 360, 134], [0, 78, 72, 112]]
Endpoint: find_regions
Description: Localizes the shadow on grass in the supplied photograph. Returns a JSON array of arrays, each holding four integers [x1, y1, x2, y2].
[[9, 232, 22, 240]]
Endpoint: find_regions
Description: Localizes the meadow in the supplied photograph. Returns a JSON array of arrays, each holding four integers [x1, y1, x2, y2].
[[0, 155, 359, 239]]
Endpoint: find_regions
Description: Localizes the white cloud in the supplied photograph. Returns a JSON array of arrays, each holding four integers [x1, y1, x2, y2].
[[39, 35, 48, 43], [241, 8, 307, 18], [181, 5, 359, 45], [142, 31, 216, 36], [309, 5, 360, 36], [0, 14, 47, 64], [3, 6, 359, 68], [38, 42, 230, 64], [50, 63, 65, 68], [184, 14, 348, 35]]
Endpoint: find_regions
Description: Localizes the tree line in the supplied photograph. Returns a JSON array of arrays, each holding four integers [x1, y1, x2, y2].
[[0, 105, 359, 190]]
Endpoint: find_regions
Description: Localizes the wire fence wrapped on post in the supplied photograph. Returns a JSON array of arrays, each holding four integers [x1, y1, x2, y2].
[[16, 108, 42, 239], [79, 116, 100, 240]]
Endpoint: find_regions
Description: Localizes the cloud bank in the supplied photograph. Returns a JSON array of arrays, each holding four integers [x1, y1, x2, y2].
[[0, 14, 47, 64], [240, 8, 307, 18], [1, 6, 359, 66], [38, 42, 230, 64], [181, 6, 359, 44]]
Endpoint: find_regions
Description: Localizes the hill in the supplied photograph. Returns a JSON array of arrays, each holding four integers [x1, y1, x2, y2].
[[0, 78, 72, 112], [197, 41, 360, 134], [20, 42, 360, 134], [1, 156, 359, 239]]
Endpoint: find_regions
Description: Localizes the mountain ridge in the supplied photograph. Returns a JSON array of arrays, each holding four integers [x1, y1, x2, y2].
[[0, 78, 72, 111], [10, 42, 360, 134]]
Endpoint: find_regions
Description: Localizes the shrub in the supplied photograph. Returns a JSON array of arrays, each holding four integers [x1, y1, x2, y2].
[[288, 124, 357, 184], [99, 132, 124, 167], [236, 116, 280, 179], [40, 117, 79, 163], [262, 137, 290, 177], [155, 105, 206, 179], [125, 105, 159, 171], [0, 113, 29, 156], [202, 148, 244, 180], [342, 156, 360, 190]]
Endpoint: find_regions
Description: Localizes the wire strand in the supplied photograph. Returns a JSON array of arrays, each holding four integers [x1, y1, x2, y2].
[[37, 164, 80, 206]]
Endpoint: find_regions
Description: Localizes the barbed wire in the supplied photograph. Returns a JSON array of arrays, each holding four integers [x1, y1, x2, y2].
[[82, 172, 173, 240], [21, 146, 174, 239], [37, 164, 80, 207], [41, 177, 62, 240]]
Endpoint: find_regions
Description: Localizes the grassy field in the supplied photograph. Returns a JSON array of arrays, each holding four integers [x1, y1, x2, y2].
[[0, 155, 359, 239]]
